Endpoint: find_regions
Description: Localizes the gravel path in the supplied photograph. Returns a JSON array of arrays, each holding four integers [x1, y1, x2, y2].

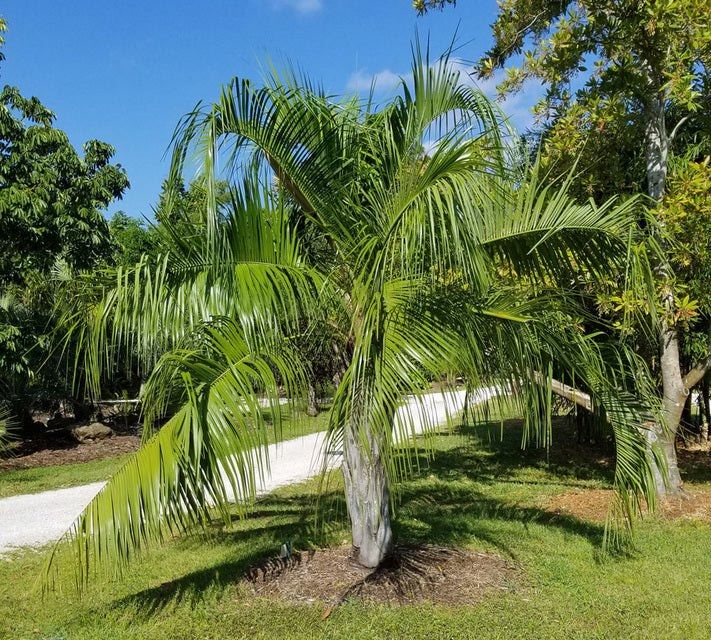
[[0, 387, 500, 555]]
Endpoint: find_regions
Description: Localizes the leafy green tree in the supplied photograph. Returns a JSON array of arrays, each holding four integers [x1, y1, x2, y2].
[[109, 212, 158, 268], [0, 16, 129, 424], [0, 85, 129, 283], [417, 0, 711, 496], [46, 50, 658, 588]]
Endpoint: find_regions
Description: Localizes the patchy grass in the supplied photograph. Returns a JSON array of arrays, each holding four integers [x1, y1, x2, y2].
[[0, 455, 129, 498], [1, 413, 710, 639]]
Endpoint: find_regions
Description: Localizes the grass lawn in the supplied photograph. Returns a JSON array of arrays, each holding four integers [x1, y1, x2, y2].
[[1, 414, 710, 639]]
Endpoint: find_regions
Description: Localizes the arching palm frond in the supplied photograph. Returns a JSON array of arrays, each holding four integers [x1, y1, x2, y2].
[[58, 174, 318, 400], [45, 317, 307, 591]]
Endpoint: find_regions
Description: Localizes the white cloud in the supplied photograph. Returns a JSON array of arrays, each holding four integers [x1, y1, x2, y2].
[[346, 59, 543, 133], [346, 68, 403, 94], [270, 0, 323, 14], [449, 60, 543, 133]]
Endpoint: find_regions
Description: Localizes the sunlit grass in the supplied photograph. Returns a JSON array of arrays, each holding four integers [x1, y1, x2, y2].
[[1, 411, 709, 639]]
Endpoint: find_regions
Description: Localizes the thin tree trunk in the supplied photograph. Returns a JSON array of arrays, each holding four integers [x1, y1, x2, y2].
[[341, 420, 393, 568], [702, 378, 710, 445], [307, 381, 319, 417], [649, 302, 686, 497]]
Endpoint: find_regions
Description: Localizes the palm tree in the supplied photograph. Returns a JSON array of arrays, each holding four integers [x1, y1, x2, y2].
[[46, 46, 659, 587]]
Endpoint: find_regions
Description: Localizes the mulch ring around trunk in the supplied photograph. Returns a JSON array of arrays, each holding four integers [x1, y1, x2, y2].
[[245, 544, 519, 607]]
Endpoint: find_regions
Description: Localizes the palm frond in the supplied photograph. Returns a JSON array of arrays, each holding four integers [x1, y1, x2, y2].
[[44, 317, 306, 591]]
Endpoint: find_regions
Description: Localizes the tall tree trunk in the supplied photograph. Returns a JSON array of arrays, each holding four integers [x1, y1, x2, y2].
[[650, 322, 686, 496], [702, 378, 711, 445], [341, 420, 393, 568], [642, 61, 686, 497]]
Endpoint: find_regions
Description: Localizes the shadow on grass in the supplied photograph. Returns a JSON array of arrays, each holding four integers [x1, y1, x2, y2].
[[112, 415, 620, 615], [461, 416, 616, 484], [393, 443, 607, 560], [115, 493, 342, 617]]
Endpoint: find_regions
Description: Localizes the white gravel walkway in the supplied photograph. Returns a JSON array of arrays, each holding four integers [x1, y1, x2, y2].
[[0, 387, 500, 555]]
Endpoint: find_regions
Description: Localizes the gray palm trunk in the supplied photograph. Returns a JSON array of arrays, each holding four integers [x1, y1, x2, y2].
[[342, 421, 394, 567]]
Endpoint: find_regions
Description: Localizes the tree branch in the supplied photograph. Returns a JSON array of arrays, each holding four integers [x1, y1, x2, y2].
[[668, 115, 690, 143], [682, 318, 711, 389], [532, 371, 594, 412], [550, 377, 594, 412]]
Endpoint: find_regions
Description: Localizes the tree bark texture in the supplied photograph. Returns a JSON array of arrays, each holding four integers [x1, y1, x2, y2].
[[307, 381, 319, 417], [341, 420, 393, 568], [641, 61, 686, 497]]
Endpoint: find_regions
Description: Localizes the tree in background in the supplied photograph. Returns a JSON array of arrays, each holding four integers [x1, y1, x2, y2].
[[0, 85, 129, 283], [0, 17, 129, 426], [416, 0, 711, 496], [109, 212, 159, 268]]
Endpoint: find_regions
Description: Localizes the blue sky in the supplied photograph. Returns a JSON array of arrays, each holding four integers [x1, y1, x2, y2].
[[2, 1, 538, 221]]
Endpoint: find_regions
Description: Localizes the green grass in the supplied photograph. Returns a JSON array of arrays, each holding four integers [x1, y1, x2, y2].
[[0, 455, 130, 498], [0, 403, 332, 499], [1, 413, 710, 639]]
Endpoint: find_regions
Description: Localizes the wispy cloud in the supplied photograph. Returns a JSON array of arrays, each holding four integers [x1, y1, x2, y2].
[[346, 68, 403, 94], [448, 59, 542, 133], [270, 0, 323, 14], [346, 59, 542, 133]]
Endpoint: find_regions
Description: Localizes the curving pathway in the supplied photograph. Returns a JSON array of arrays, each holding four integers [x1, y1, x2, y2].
[[0, 387, 501, 555]]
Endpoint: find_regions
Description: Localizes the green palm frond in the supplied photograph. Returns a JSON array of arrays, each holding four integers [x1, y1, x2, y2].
[[47, 37, 662, 587], [44, 317, 306, 591], [58, 174, 318, 400], [0, 405, 14, 454]]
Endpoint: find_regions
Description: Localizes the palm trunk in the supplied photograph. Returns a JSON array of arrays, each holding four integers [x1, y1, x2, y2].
[[341, 419, 393, 568]]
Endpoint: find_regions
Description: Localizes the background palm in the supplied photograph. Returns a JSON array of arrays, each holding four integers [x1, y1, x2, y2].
[[46, 47, 658, 586]]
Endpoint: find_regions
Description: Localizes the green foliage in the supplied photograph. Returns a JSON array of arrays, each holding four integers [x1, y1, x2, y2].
[[412, 0, 456, 14], [0, 86, 129, 284], [660, 158, 711, 313], [0, 403, 13, 452], [109, 212, 159, 268], [46, 44, 661, 587], [3, 422, 711, 638], [0, 24, 130, 418], [475, 0, 711, 112], [0, 404, 331, 499]]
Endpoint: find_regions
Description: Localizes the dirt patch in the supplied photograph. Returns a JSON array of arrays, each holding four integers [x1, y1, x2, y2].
[[547, 488, 711, 524], [0, 434, 141, 471], [245, 544, 518, 607]]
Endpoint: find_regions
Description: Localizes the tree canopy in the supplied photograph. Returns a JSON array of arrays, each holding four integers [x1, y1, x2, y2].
[[0, 16, 130, 427], [0, 86, 129, 284], [415, 0, 711, 497]]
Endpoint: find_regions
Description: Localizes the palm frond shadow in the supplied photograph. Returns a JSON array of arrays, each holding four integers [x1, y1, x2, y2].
[[456, 416, 617, 484], [114, 495, 327, 617], [397, 484, 606, 558], [392, 418, 617, 554], [114, 416, 618, 616]]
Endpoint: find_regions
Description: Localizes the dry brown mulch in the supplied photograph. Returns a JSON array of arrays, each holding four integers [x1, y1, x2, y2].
[[245, 544, 519, 607], [0, 434, 141, 471], [547, 487, 711, 524]]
